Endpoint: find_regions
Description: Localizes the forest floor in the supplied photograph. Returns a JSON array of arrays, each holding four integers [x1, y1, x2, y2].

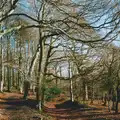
[[0, 92, 41, 120], [0, 92, 120, 120]]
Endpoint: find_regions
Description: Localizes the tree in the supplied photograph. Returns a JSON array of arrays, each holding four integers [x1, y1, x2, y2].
[[1, 0, 120, 112]]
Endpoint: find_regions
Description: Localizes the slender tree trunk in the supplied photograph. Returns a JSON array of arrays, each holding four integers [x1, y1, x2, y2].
[[23, 81, 30, 99], [108, 95, 111, 112], [3, 67, 6, 88], [23, 45, 39, 99], [6, 36, 11, 92], [7, 66, 10, 92], [59, 66, 62, 87], [91, 84, 94, 104], [0, 38, 3, 92], [36, 16, 46, 110], [12, 69, 15, 87], [55, 64, 58, 87], [103, 93, 107, 106], [112, 101, 115, 110], [17, 71, 20, 90], [83, 80, 86, 101], [70, 78, 74, 102], [85, 84, 88, 101], [115, 86, 119, 113], [68, 62, 74, 102], [18, 39, 22, 91], [0, 64, 3, 92]]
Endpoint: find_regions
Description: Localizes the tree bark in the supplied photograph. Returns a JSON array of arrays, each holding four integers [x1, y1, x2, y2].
[[103, 93, 107, 106], [91, 84, 94, 104], [115, 86, 119, 114], [68, 62, 74, 102], [23, 81, 30, 99], [85, 84, 88, 101], [0, 38, 3, 92]]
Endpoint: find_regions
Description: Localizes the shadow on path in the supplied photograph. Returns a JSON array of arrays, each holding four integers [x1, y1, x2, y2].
[[1, 93, 120, 120], [0, 97, 38, 110], [43, 100, 120, 120], [0, 93, 42, 120]]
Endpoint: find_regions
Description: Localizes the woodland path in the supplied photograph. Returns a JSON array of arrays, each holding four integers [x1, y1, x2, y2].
[[0, 92, 41, 120], [44, 97, 120, 120], [0, 92, 120, 120]]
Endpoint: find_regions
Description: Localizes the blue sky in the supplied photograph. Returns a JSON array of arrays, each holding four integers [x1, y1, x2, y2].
[[18, 0, 31, 12], [17, 0, 120, 47]]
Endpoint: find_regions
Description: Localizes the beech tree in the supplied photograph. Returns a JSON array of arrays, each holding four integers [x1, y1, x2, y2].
[[1, 0, 120, 112]]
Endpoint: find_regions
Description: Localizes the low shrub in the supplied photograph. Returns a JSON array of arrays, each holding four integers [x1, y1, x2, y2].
[[45, 86, 62, 101]]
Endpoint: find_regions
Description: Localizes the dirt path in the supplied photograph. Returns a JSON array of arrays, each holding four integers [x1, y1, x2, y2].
[[1, 92, 120, 120], [45, 99, 120, 120], [0, 92, 41, 120]]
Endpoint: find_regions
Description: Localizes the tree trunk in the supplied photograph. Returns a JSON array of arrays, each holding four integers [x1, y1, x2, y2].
[[85, 84, 88, 101], [112, 101, 115, 110], [7, 67, 10, 92], [0, 66, 3, 92], [23, 43, 40, 99], [83, 80, 88, 101], [103, 93, 107, 106], [108, 98, 111, 112], [23, 81, 30, 100], [115, 86, 119, 114], [0, 38, 3, 92], [68, 62, 74, 102], [7, 36, 11, 92], [12, 69, 15, 87], [36, 21, 46, 111], [91, 84, 94, 104], [115, 99, 119, 113], [70, 78, 74, 102], [55, 64, 58, 87]]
